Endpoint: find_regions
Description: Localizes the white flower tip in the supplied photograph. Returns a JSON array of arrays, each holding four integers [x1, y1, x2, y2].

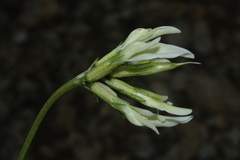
[[174, 115, 194, 124], [158, 102, 193, 116], [182, 52, 195, 59], [173, 107, 193, 116], [179, 115, 194, 124], [154, 26, 181, 35], [192, 62, 201, 65], [124, 28, 150, 44], [158, 95, 168, 101], [181, 62, 201, 65], [167, 101, 173, 105]]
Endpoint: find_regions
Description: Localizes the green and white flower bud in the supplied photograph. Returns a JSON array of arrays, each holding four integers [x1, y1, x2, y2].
[[110, 60, 200, 78], [103, 78, 192, 116]]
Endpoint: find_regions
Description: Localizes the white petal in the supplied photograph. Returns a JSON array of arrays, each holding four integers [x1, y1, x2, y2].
[[150, 59, 171, 63], [121, 106, 143, 126], [167, 101, 173, 105], [121, 37, 160, 60], [139, 93, 192, 115], [151, 120, 178, 127], [121, 28, 151, 49], [128, 106, 160, 134], [158, 115, 193, 124], [155, 43, 195, 59], [155, 102, 193, 115], [136, 115, 159, 134], [122, 106, 159, 134], [138, 26, 181, 42], [127, 53, 162, 61], [137, 88, 169, 101], [127, 43, 194, 61], [127, 58, 171, 64], [130, 106, 156, 117]]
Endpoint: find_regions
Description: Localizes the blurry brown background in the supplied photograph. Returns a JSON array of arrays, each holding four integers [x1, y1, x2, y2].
[[0, 0, 239, 160]]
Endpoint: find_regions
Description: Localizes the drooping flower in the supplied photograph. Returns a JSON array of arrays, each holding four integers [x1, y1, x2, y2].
[[89, 82, 193, 134]]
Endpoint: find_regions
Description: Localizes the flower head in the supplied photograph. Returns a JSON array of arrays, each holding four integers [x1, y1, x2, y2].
[[84, 26, 199, 134]]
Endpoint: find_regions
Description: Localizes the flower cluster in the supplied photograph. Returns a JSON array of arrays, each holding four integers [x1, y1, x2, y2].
[[84, 26, 198, 134]]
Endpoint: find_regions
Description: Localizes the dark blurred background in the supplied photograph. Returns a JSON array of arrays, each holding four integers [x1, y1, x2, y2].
[[0, 0, 240, 160]]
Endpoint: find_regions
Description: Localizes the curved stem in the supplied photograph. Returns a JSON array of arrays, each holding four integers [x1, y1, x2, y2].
[[17, 75, 85, 160]]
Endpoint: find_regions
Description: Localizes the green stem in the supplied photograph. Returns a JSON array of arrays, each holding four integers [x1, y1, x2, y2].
[[17, 74, 85, 160]]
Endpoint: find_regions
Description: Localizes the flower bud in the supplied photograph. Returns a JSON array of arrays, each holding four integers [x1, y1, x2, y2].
[[111, 60, 200, 78], [103, 78, 192, 115]]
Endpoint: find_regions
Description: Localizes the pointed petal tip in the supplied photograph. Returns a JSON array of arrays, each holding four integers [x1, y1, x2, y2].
[[192, 62, 201, 65], [158, 102, 193, 116], [179, 115, 194, 124], [182, 52, 195, 59], [174, 108, 193, 116], [155, 26, 181, 34], [182, 62, 201, 65]]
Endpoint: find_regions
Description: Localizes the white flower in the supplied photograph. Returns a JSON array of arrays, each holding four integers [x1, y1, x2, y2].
[[121, 105, 193, 134]]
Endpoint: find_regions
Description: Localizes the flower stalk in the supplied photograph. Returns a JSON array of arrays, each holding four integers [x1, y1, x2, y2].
[[17, 73, 86, 160]]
